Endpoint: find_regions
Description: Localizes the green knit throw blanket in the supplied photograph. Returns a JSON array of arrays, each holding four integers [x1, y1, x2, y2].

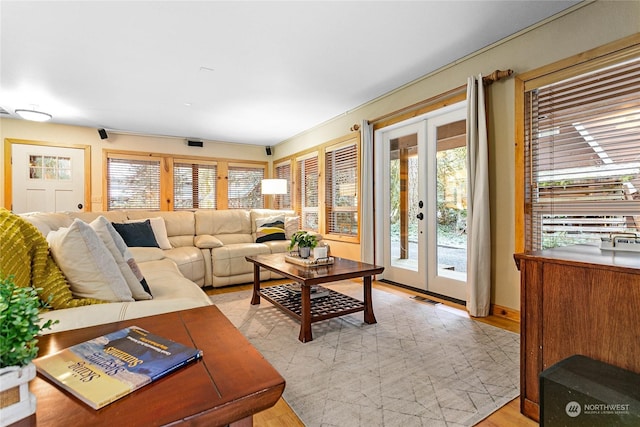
[[0, 208, 102, 309]]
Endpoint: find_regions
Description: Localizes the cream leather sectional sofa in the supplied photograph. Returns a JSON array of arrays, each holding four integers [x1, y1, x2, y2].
[[20, 208, 302, 333], [24, 208, 298, 288]]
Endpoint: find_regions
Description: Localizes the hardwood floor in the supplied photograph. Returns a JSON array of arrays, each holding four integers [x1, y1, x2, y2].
[[206, 280, 537, 426]]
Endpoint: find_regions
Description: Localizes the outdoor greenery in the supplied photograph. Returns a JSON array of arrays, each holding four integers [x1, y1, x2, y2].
[[0, 274, 57, 368], [388, 144, 468, 249]]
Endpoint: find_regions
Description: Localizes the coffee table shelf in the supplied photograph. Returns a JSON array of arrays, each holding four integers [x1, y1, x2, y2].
[[260, 285, 365, 322]]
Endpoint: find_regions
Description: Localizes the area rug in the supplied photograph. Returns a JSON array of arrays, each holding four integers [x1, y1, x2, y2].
[[210, 282, 520, 427]]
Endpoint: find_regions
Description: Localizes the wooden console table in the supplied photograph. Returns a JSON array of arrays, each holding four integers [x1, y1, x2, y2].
[[13, 306, 285, 426], [514, 245, 640, 422]]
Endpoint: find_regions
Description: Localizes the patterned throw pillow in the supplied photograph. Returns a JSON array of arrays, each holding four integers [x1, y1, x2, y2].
[[255, 216, 286, 243]]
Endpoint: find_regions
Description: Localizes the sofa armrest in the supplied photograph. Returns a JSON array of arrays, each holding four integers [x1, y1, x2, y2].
[[194, 234, 224, 249]]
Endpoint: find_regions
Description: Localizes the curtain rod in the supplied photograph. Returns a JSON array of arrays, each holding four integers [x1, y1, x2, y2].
[[368, 68, 513, 125]]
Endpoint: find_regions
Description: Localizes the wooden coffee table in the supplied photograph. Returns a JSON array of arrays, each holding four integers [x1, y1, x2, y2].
[[14, 305, 285, 427], [246, 253, 384, 342]]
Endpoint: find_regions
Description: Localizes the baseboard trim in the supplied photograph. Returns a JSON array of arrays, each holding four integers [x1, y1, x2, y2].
[[491, 303, 520, 323]]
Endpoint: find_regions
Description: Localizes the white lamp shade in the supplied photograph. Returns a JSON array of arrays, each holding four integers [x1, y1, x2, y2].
[[261, 179, 288, 195]]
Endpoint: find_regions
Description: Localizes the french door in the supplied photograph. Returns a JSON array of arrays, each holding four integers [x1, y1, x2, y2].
[[375, 102, 467, 301]]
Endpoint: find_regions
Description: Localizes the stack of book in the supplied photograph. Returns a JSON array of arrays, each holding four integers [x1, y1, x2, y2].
[[282, 283, 330, 299], [284, 254, 334, 267]]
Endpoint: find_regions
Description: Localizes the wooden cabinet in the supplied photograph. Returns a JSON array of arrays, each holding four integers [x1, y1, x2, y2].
[[514, 245, 640, 422]]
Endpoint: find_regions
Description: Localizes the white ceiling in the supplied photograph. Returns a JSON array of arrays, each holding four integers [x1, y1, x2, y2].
[[1, 1, 580, 146]]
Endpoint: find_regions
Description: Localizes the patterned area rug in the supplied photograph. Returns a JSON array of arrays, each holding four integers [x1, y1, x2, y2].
[[210, 282, 519, 427]]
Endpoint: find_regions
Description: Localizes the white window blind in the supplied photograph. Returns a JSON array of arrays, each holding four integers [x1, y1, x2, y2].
[[174, 161, 217, 209], [325, 142, 358, 236], [525, 57, 640, 250], [274, 161, 291, 209], [107, 156, 161, 210], [228, 165, 264, 209], [296, 154, 319, 231]]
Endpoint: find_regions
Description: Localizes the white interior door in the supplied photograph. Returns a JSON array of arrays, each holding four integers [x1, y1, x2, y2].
[[11, 144, 86, 213], [376, 102, 467, 301]]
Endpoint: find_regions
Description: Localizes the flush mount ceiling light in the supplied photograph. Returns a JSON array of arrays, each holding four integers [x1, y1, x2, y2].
[[15, 109, 52, 122]]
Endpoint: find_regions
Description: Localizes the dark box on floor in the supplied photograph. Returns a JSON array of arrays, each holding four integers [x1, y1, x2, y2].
[[540, 354, 640, 426]]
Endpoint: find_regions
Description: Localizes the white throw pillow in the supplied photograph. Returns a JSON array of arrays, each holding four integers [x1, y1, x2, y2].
[[90, 216, 152, 300], [126, 217, 171, 249], [47, 219, 134, 302], [285, 216, 300, 239]]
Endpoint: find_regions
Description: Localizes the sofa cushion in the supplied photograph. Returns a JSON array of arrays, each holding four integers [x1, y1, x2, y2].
[[162, 247, 205, 286], [19, 211, 73, 237], [128, 247, 166, 263], [255, 215, 286, 243], [47, 219, 134, 302], [112, 220, 159, 248], [90, 216, 153, 300], [126, 217, 172, 249], [195, 210, 251, 236], [211, 243, 271, 276], [39, 258, 212, 334]]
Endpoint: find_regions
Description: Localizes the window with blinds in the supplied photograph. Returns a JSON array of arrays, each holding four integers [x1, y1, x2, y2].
[[296, 154, 319, 231], [274, 161, 291, 209], [325, 142, 358, 236], [173, 161, 217, 209], [107, 156, 161, 210], [525, 57, 640, 250], [227, 164, 264, 209]]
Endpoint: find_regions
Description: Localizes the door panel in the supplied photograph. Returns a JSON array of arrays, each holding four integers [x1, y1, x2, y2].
[[12, 144, 85, 213], [381, 122, 427, 288], [426, 107, 468, 300]]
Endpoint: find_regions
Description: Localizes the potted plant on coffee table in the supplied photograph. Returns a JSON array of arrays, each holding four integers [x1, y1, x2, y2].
[[288, 231, 318, 259], [0, 274, 56, 425]]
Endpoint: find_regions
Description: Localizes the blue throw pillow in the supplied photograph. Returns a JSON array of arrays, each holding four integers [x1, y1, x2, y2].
[[112, 220, 159, 248]]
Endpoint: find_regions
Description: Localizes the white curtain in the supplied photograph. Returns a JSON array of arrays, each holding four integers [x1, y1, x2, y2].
[[466, 75, 491, 317], [360, 120, 375, 264]]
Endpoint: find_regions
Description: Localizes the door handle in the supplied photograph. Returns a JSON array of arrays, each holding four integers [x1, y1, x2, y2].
[[416, 212, 424, 220], [77, 203, 83, 210]]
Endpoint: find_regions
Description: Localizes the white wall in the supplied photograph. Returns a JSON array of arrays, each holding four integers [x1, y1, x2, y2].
[[273, 1, 640, 311]]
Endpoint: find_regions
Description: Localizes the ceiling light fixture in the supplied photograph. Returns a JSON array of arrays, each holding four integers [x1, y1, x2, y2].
[[15, 109, 52, 122]]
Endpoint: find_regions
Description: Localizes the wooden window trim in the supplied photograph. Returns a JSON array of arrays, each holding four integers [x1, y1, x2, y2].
[[514, 34, 640, 252]]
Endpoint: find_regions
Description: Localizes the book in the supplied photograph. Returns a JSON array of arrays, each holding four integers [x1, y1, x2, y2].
[[33, 326, 203, 409], [282, 283, 330, 299]]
